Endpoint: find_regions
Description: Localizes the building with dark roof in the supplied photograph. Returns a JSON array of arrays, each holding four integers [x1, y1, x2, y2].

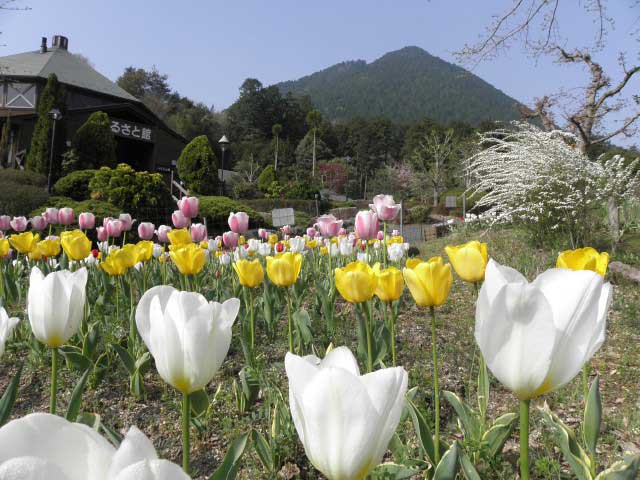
[[0, 35, 186, 173]]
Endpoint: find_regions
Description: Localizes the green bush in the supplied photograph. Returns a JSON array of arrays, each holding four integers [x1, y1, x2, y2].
[[53, 170, 97, 200], [29, 197, 120, 222], [257, 165, 276, 192], [232, 182, 259, 200], [409, 205, 431, 223], [70, 111, 117, 171], [199, 196, 264, 230], [243, 198, 329, 216], [89, 163, 174, 221], [177, 135, 218, 195], [0, 170, 49, 216]]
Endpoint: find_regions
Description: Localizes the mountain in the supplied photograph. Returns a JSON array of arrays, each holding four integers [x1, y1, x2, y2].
[[275, 46, 523, 125]]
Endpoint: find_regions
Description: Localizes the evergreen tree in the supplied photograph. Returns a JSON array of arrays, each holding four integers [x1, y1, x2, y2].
[[71, 111, 117, 171], [0, 115, 11, 168], [177, 135, 219, 195], [26, 73, 66, 174]]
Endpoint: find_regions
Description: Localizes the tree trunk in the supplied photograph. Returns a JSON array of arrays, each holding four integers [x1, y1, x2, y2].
[[274, 136, 279, 171]]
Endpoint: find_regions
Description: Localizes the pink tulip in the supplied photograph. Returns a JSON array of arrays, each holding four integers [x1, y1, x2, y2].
[[306, 227, 317, 237], [355, 210, 379, 240], [315, 214, 343, 237], [138, 222, 156, 240], [190, 223, 207, 243], [156, 225, 172, 243], [0, 215, 10, 231], [222, 231, 239, 249], [258, 228, 268, 240], [96, 227, 108, 242], [377, 230, 385, 241], [102, 217, 113, 228], [30, 215, 48, 232], [119, 213, 134, 231], [10, 216, 27, 232], [338, 228, 347, 236], [281, 224, 291, 235], [370, 194, 401, 222], [392, 229, 400, 237], [178, 196, 199, 218], [58, 208, 75, 226], [228, 212, 249, 234], [172, 210, 190, 229], [78, 212, 96, 230], [43, 208, 59, 225], [106, 219, 124, 238]]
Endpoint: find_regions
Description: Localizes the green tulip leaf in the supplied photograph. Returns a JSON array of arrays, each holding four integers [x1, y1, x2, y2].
[[250, 429, 274, 473], [477, 359, 490, 419], [406, 396, 436, 466], [584, 375, 602, 458], [59, 347, 92, 372], [208, 431, 250, 480], [594, 454, 640, 479], [443, 391, 482, 442], [481, 412, 519, 458], [0, 363, 22, 427], [190, 388, 209, 418], [134, 351, 151, 371], [541, 406, 592, 480], [400, 386, 419, 423], [66, 368, 91, 422], [433, 441, 459, 480], [239, 367, 260, 405], [112, 344, 136, 375], [459, 449, 482, 480], [369, 462, 420, 479]]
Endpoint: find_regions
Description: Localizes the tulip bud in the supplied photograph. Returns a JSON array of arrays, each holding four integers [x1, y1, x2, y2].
[[316, 214, 343, 237], [106, 219, 124, 238], [10, 216, 27, 232], [77, 212, 95, 230], [0, 307, 19, 358], [0, 215, 11, 231], [43, 208, 59, 225], [306, 227, 317, 237], [228, 212, 249, 233], [172, 210, 190, 229], [258, 228, 268, 240], [96, 227, 108, 242], [57, 208, 75, 226], [190, 223, 207, 243], [119, 213, 134, 231], [281, 224, 291, 235], [178, 196, 199, 218], [156, 225, 172, 243], [355, 210, 379, 240], [30, 215, 48, 232], [137, 222, 156, 241], [370, 194, 401, 222], [222, 231, 239, 249], [275, 242, 285, 253]]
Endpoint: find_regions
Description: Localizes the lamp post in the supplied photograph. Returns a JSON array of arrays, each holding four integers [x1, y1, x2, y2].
[[218, 135, 229, 196], [47, 108, 62, 193]]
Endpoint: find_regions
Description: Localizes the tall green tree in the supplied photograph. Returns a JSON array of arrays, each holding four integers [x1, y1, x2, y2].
[[305, 109, 322, 177], [177, 135, 219, 195], [272, 123, 282, 171], [27, 73, 66, 175], [0, 115, 11, 168]]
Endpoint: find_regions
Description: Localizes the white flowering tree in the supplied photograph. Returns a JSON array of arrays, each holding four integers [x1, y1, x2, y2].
[[467, 122, 639, 246]]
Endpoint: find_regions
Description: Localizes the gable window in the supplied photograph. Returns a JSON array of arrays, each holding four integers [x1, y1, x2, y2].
[[3, 82, 36, 108]]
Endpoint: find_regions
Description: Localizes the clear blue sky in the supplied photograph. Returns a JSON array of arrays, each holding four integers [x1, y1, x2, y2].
[[1, 0, 638, 143]]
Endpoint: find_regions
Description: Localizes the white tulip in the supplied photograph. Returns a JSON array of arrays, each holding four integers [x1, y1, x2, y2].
[[257, 242, 272, 256], [285, 347, 408, 480], [339, 239, 353, 256], [0, 413, 188, 480], [219, 252, 231, 266], [152, 244, 164, 258], [356, 252, 369, 263], [233, 246, 248, 261], [28, 267, 87, 348], [288, 236, 306, 253], [475, 259, 611, 400], [0, 307, 19, 358], [136, 286, 240, 394], [387, 243, 405, 263]]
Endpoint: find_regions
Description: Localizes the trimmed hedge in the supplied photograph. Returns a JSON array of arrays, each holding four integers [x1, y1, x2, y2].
[[177, 136, 218, 195], [0, 170, 49, 216], [53, 169, 97, 201], [29, 197, 121, 222], [199, 196, 264, 231]]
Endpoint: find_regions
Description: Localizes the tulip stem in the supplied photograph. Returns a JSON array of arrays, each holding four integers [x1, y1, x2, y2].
[[286, 288, 294, 353], [50, 347, 58, 415], [249, 287, 255, 353], [430, 306, 440, 465], [388, 301, 396, 366], [582, 364, 589, 401], [383, 222, 388, 267], [182, 392, 191, 474], [364, 301, 374, 373], [520, 399, 531, 480]]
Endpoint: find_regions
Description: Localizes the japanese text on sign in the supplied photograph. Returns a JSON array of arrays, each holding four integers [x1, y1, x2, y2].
[[110, 118, 153, 143]]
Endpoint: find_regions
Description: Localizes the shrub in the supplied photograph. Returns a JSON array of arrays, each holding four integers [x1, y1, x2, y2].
[[70, 111, 117, 170], [0, 170, 49, 216], [243, 198, 330, 216], [89, 164, 174, 222], [409, 205, 431, 223], [233, 182, 258, 200], [257, 165, 276, 192], [177, 135, 218, 195], [199, 196, 264, 231], [53, 170, 97, 200], [29, 197, 120, 222]]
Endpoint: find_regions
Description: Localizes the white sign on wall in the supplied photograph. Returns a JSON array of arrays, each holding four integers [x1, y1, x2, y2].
[[272, 208, 295, 227]]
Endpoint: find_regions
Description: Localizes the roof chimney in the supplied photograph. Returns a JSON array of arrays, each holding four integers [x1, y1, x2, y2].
[[51, 35, 68, 51], [40, 37, 47, 53]]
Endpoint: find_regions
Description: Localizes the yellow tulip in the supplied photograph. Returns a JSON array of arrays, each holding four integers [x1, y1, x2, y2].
[[238, 235, 246, 246], [170, 243, 206, 275], [557, 247, 609, 276], [168, 228, 192, 246], [0, 238, 9, 257], [101, 248, 136, 276], [266, 252, 302, 287], [60, 230, 92, 261], [403, 257, 453, 307], [121, 244, 142, 267], [373, 264, 404, 302], [445, 240, 488, 283], [334, 261, 378, 303], [268, 234, 278, 245], [28, 249, 43, 261], [320, 246, 328, 256], [405, 257, 423, 269], [307, 239, 318, 249], [37, 238, 61, 258], [136, 241, 154, 262], [233, 259, 265, 288], [9, 232, 39, 254]]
